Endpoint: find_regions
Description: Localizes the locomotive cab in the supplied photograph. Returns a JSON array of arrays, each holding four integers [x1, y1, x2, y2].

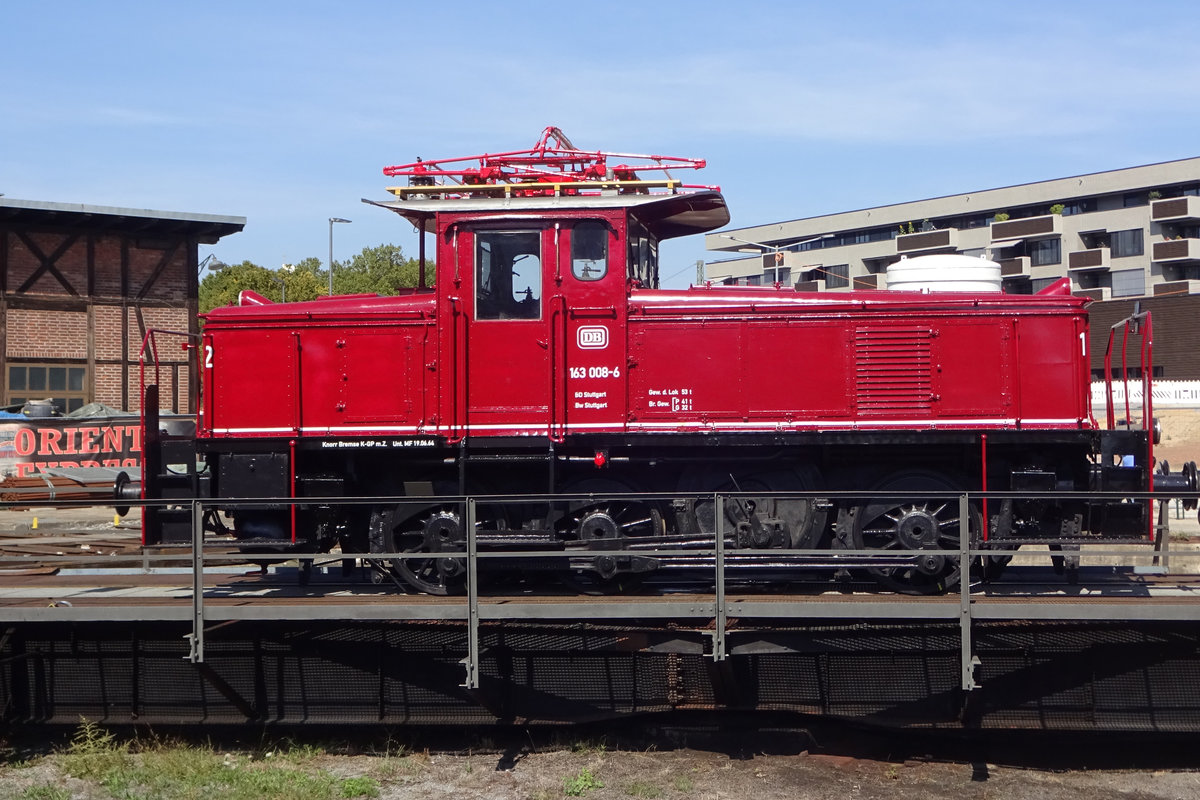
[[374, 187, 729, 442]]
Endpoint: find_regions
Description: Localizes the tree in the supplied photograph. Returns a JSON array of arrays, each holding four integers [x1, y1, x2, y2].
[[199, 260, 325, 314], [331, 243, 430, 296], [198, 245, 431, 315]]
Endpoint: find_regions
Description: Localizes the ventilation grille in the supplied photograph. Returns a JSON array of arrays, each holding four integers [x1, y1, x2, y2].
[[855, 326, 932, 416]]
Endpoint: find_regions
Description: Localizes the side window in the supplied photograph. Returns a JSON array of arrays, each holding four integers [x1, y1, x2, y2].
[[571, 222, 608, 281], [475, 230, 541, 320], [626, 223, 659, 288]]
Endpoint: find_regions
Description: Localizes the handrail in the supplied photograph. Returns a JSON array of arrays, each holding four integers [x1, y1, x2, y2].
[[1102, 308, 1156, 539]]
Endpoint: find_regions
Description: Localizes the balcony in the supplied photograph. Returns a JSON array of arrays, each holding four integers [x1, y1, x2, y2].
[[1151, 196, 1200, 223], [1068, 247, 1110, 272], [1152, 238, 1200, 263], [896, 228, 957, 254], [991, 214, 1062, 241], [998, 256, 1031, 278], [1074, 287, 1111, 301], [1153, 280, 1200, 296]]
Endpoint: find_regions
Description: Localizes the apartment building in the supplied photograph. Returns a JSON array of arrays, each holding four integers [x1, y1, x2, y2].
[[706, 157, 1200, 300]]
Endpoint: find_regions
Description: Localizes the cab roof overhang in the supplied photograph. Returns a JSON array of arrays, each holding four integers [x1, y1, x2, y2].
[[363, 189, 730, 242]]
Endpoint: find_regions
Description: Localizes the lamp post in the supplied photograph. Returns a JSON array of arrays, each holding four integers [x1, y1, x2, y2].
[[328, 217, 351, 296], [719, 233, 831, 253], [716, 233, 831, 286]]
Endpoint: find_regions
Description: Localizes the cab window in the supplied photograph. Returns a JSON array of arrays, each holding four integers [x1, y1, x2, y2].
[[571, 221, 608, 281], [626, 222, 659, 288], [476, 230, 541, 320]]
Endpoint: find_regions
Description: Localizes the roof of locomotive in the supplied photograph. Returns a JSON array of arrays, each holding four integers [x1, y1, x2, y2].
[[364, 188, 731, 240]]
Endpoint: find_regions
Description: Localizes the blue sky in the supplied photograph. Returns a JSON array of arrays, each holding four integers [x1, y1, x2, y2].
[[4, 0, 1200, 288]]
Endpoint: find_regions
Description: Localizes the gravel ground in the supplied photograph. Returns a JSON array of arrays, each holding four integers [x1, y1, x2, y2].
[[3, 455, 1199, 799], [3, 725, 1200, 800]]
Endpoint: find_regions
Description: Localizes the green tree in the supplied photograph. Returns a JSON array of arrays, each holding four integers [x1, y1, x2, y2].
[[290, 256, 324, 276], [332, 243, 430, 296], [198, 245, 430, 315], [199, 260, 325, 314]]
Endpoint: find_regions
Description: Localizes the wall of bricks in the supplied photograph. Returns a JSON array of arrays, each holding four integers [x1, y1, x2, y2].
[[93, 306, 124, 361], [3, 224, 199, 414], [7, 308, 88, 359]]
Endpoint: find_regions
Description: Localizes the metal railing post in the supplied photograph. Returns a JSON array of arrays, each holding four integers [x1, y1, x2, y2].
[[712, 493, 727, 661], [959, 492, 977, 691], [461, 497, 480, 689], [1154, 500, 1171, 572], [188, 499, 205, 664]]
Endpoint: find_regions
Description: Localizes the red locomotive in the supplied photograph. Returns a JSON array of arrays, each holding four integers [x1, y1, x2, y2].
[[132, 128, 1197, 594]]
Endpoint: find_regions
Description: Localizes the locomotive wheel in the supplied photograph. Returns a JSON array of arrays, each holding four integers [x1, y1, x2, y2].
[[556, 478, 665, 594], [372, 504, 467, 595], [839, 470, 980, 595]]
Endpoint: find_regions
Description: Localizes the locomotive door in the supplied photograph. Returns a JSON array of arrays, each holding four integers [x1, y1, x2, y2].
[[458, 226, 553, 436]]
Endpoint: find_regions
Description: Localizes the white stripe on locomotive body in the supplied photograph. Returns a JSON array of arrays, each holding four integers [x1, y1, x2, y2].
[[210, 417, 1087, 436]]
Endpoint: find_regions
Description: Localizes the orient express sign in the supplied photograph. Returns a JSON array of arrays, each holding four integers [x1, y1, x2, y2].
[[0, 418, 144, 477]]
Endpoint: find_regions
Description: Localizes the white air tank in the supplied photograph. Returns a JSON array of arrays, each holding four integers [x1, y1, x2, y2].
[[885, 254, 1002, 292]]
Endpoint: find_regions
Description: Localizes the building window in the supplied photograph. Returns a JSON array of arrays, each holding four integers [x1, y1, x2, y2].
[[1029, 238, 1061, 266], [7, 364, 88, 414], [763, 267, 790, 285], [1110, 229, 1144, 258], [1123, 192, 1149, 208], [1110, 268, 1145, 298], [1092, 366, 1163, 380], [824, 264, 849, 289], [1060, 199, 1096, 216]]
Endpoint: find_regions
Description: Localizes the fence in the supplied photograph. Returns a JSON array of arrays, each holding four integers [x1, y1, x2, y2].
[[1091, 379, 1200, 408]]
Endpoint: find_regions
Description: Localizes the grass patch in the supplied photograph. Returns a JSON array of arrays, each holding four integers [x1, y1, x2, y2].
[[564, 766, 604, 796], [56, 719, 381, 800], [338, 775, 380, 798], [672, 774, 695, 793], [18, 787, 71, 800], [625, 779, 664, 797], [568, 737, 610, 755]]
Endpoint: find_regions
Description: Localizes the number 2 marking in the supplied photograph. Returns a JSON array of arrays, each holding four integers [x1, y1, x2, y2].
[[205, 345, 214, 368]]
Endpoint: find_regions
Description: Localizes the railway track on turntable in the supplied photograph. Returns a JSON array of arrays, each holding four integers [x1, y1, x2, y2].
[[3, 527, 1200, 623]]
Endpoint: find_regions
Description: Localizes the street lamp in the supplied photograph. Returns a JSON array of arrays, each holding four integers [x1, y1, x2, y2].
[[719, 233, 831, 253], [328, 217, 351, 296], [715, 234, 833, 287], [198, 253, 227, 276]]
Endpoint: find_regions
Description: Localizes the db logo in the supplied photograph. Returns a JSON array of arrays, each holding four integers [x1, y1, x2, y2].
[[577, 325, 609, 350]]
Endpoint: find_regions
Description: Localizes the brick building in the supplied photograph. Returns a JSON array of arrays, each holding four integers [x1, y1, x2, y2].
[[0, 198, 244, 414]]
